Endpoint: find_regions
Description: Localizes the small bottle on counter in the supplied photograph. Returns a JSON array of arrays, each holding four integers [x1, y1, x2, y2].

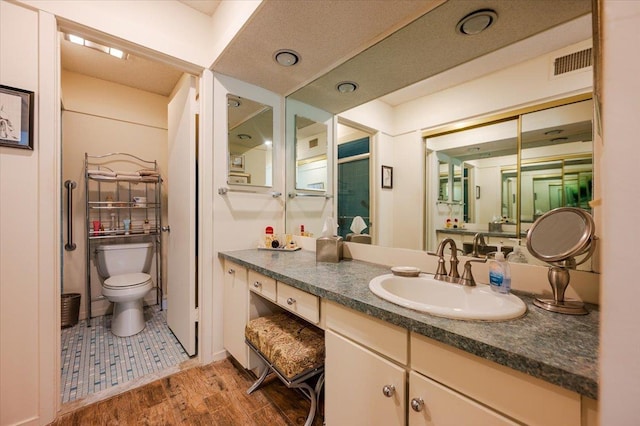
[[489, 246, 511, 294]]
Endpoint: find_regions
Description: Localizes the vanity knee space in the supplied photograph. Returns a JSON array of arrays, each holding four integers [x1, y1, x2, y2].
[[223, 260, 322, 371]]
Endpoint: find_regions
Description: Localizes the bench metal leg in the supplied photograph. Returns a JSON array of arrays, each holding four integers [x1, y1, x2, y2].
[[245, 341, 324, 425], [246, 363, 271, 395]]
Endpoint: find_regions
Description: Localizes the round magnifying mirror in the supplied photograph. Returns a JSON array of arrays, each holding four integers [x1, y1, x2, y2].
[[526, 207, 596, 315], [527, 207, 595, 264]]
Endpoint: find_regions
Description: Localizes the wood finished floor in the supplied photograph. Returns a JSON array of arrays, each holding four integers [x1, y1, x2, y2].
[[51, 358, 323, 425]]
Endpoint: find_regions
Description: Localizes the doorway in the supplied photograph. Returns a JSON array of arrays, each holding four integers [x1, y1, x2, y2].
[[59, 29, 198, 405], [336, 121, 374, 240]]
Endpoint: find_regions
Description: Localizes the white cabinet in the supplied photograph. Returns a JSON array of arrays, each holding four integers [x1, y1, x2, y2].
[[223, 260, 250, 368], [325, 330, 406, 426], [408, 371, 517, 426], [324, 301, 587, 426]]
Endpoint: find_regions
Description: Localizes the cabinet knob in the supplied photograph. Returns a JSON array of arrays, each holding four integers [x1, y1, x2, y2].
[[410, 397, 424, 412], [382, 384, 395, 398], [228, 269, 235, 274], [286, 297, 296, 305], [253, 281, 262, 288]]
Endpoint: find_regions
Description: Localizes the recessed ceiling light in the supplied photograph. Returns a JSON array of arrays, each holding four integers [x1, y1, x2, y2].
[[456, 9, 498, 35], [237, 134, 252, 140], [336, 81, 358, 93], [274, 49, 300, 67]]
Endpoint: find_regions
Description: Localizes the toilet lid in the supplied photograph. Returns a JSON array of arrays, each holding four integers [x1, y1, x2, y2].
[[104, 272, 151, 289]]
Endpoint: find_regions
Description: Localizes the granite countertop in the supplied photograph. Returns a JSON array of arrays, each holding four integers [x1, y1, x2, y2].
[[218, 249, 598, 399], [437, 228, 528, 239]]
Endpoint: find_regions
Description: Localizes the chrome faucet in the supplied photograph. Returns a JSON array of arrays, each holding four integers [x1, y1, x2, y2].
[[471, 233, 487, 258], [429, 238, 486, 286]]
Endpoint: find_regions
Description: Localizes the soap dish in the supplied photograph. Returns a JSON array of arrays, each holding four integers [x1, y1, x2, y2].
[[390, 266, 421, 277]]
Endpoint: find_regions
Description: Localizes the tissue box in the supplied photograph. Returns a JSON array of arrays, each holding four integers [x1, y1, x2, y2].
[[488, 222, 503, 232], [316, 236, 343, 263]]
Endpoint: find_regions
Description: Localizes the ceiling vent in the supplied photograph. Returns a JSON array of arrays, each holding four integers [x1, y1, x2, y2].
[[553, 47, 592, 76]]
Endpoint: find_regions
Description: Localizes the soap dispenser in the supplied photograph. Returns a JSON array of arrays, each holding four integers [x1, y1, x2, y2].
[[489, 244, 511, 294]]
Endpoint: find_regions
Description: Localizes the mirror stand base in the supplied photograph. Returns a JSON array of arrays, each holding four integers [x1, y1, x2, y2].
[[533, 298, 588, 315]]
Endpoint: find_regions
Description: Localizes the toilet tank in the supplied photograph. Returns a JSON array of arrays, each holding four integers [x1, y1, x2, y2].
[[95, 242, 153, 278]]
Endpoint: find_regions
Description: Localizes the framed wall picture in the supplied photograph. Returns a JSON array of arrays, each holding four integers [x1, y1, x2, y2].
[[229, 154, 245, 172], [382, 165, 393, 189], [0, 85, 34, 150]]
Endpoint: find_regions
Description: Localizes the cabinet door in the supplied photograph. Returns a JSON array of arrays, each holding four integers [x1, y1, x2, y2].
[[222, 261, 249, 367], [326, 330, 406, 425], [408, 371, 517, 426]]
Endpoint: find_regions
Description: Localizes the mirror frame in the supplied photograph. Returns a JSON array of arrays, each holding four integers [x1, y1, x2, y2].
[[422, 92, 594, 250]]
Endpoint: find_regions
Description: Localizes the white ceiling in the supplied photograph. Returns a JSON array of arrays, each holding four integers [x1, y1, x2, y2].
[[59, 0, 592, 111], [178, 0, 220, 16]]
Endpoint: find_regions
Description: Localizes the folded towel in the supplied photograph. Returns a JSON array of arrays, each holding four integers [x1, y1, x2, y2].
[[117, 175, 142, 181], [350, 216, 368, 234], [138, 169, 160, 176], [116, 171, 140, 177], [87, 169, 116, 177]]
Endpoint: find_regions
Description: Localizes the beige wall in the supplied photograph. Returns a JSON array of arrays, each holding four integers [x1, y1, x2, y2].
[[1, 3, 59, 425], [600, 1, 640, 423], [62, 71, 169, 319]]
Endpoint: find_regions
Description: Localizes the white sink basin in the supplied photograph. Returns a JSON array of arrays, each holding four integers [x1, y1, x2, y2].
[[369, 273, 526, 321]]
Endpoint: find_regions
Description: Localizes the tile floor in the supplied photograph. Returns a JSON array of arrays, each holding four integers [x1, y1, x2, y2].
[[60, 305, 190, 404]]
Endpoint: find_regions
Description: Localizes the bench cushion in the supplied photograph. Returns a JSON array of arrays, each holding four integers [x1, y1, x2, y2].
[[245, 313, 324, 380]]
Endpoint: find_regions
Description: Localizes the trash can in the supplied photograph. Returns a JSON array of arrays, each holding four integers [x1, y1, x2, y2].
[[61, 293, 81, 328]]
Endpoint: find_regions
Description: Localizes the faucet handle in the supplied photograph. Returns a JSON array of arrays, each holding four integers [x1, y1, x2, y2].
[[459, 258, 487, 287], [427, 251, 447, 279]]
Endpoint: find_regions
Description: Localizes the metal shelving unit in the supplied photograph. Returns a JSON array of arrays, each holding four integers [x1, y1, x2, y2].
[[84, 153, 163, 322]]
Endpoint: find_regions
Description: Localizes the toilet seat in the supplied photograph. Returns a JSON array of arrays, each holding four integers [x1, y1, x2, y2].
[[103, 272, 152, 289]]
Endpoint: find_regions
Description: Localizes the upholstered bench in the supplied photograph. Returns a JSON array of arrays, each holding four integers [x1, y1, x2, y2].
[[245, 312, 325, 426]]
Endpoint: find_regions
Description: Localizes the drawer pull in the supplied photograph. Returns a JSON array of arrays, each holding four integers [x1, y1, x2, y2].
[[410, 397, 424, 412], [286, 297, 296, 305], [253, 281, 262, 288], [227, 268, 235, 274], [382, 384, 395, 398]]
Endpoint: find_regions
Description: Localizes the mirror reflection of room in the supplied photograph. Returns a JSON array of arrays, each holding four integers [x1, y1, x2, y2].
[[226, 94, 274, 187], [337, 122, 372, 241], [427, 97, 593, 267], [295, 115, 328, 191]]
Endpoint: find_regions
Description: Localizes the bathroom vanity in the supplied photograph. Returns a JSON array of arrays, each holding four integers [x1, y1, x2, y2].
[[219, 249, 598, 425]]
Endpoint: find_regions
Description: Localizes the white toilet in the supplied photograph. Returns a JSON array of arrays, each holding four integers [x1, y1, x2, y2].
[[95, 242, 154, 337]]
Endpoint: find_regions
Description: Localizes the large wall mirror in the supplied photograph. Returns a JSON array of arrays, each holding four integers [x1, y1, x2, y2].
[[227, 94, 273, 187], [426, 96, 594, 270], [282, 1, 593, 261]]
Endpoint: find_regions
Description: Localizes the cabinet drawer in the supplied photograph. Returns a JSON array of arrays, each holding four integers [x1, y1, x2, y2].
[[326, 300, 407, 364], [408, 371, 517, 425], [248, 270, 276, 302], [277, 282, 319, 324], [411, 333, 581, 425]]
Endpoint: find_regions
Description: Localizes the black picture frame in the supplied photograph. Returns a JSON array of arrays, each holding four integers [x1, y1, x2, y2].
[[0, 85, 34, 150], [382, 165, 393, 189]]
